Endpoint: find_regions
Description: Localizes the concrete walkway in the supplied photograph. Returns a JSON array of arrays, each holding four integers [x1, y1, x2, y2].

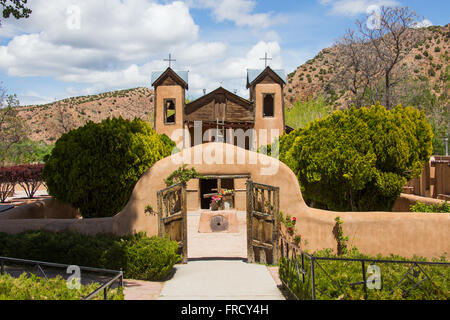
[[158, 260, 285, 300], [188, 211, 247, 259], [125, 210, 284, 300]]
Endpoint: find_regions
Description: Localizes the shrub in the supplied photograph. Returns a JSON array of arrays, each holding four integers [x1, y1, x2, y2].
[[279, 248, 449, 300], [43, 117, 175, 218], [279, 104, 433, 211], [410, 201, 450, 213], [0, 231, 181, 281], [0, 273, 124, 300], [0, 165, 44, 201], [0, 167, 17, 203], [16, 164, 45, 198]]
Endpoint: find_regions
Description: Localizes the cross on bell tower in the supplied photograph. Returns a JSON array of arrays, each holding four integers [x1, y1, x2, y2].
[[260, 52, 272, 68], [164, 53, 176, 68]]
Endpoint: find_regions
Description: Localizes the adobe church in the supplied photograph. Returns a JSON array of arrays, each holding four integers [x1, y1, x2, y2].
[[151, 58, 292, 211], [151, 60, 292, 151]]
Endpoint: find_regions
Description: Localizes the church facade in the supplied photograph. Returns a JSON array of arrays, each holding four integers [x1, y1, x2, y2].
[[151, 66, 292, 151], [151, 65, 291, 211]]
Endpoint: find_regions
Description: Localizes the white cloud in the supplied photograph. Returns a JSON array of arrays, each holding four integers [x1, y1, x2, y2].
[[414, 19, 433, 29], [0, 0, 285, 104], [0, 0, 200, 77], [189, 0, 278, 29], [319, 0, 399, 16]]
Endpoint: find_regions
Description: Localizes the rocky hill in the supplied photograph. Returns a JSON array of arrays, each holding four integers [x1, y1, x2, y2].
[[17, 87, 154, 144], [283, 24, 450, 109]]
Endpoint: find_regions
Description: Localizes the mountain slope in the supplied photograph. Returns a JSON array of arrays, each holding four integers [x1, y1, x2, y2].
[[17, 87, 154, 143], [284, 24, 450, 109]]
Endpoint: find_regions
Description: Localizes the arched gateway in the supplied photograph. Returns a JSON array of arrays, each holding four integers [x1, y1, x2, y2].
[[114, 142, 302, 264]]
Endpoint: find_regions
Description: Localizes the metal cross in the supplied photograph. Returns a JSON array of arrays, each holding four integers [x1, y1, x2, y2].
[[260, 52, 272, 68], [164, 53, 176, 68]]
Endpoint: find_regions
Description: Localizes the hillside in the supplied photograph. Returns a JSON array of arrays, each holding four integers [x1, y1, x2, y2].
[[284, 24, 450, 109], [17, 87, 154, 143]]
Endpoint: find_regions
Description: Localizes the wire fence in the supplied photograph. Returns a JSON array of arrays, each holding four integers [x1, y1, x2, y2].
[[0, 256, 123, 300], [279, 235, 450, 300]]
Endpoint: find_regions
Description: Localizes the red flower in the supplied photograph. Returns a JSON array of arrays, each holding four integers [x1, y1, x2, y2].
[[289, 227, 293, 232], [292, 217, 297, 221]]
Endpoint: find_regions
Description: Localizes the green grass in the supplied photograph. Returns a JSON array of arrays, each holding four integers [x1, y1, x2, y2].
[[285, 96, 333, 129], [0, 273, 124, 300]]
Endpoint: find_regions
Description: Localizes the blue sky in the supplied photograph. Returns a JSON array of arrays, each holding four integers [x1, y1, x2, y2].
[[0, 0, 448, 105]]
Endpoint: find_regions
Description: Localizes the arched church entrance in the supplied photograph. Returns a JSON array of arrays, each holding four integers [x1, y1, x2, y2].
[[157, 180, 280, 265]]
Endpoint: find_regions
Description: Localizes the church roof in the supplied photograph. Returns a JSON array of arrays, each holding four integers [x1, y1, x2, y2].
[[151, 68, 189, 88], [185, 86, 252, 114], [247, 67, 286, 88]]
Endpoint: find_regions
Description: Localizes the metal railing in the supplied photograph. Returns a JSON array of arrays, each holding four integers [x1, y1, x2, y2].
[[279, 235, 450, 300], [0, 256, 123, 300]]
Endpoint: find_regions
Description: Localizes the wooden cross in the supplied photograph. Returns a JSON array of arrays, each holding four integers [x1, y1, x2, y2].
[[260, 52, 272, 68], [164, 53, 176, 68]]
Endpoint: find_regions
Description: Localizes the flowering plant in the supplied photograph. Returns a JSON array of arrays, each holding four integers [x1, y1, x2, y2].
[[211, 196, 222, 204], [220, 189, 234, 196]]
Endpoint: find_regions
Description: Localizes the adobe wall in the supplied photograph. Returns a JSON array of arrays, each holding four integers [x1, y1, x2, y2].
[[392, 193, 446, 212], [0, 143, 448, 259], [0, 198, 81, 220]]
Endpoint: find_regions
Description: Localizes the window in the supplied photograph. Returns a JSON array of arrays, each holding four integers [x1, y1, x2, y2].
[[263, 94, 274, 117], [164, 99, 176, 124]]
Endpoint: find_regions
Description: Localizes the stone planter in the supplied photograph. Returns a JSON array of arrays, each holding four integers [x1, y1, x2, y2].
[[222, 195, 234, 210], [210, 201, 220, 211]]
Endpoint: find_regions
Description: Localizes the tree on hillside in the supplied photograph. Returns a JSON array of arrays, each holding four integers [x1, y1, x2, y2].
[[334, 6, 423, 109], [333, 30, 382, 108], [55, 101, 76, 135], [0, 87, 28, 166], [357, 6, 423, 109], [1, 0, 31, 25]]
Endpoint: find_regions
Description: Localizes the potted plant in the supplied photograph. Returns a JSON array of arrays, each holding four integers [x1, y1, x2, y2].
[[210, 196, 222, 211]]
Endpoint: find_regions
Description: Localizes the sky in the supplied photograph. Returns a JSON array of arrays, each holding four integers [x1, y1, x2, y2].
[[0, 0, 448, 105]]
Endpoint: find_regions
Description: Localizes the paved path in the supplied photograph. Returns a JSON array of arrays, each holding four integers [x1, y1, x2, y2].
[[158, 260, 284, 300], [188, 211, 247, 259], [125, 211, 284, 300]]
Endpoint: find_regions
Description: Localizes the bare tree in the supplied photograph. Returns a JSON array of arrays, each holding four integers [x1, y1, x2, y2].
[[356, 6, 423, 109], [333, 29, 383, 108], [55, 100, 75, 134]]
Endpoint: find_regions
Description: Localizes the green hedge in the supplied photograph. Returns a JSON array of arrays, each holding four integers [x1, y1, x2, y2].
[[274, 104, 433, 212], [0, 231, 181, 281], [410, 201, 450, 213], [43, 117, 175, 218], [0, 273, 124, 300], [279, 248, 449, 300]]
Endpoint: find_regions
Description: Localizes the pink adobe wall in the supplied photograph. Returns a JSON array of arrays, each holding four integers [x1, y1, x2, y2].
[[0, 143, 448, 259]]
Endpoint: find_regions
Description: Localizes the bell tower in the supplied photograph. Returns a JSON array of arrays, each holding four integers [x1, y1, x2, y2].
[[247, 66, 286, 148], [151, 67, 188, 145]]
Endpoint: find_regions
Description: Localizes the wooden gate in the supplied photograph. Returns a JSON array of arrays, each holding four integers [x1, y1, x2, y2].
[[246, 180, 280, 265], [158, 183, 188, 264]]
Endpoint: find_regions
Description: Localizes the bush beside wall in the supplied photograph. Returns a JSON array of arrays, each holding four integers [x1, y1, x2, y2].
[[0, 273, 124, 300], [43, 117, 175, 218], [279, 248, 449, 300], [0, 231, 181, 281]]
